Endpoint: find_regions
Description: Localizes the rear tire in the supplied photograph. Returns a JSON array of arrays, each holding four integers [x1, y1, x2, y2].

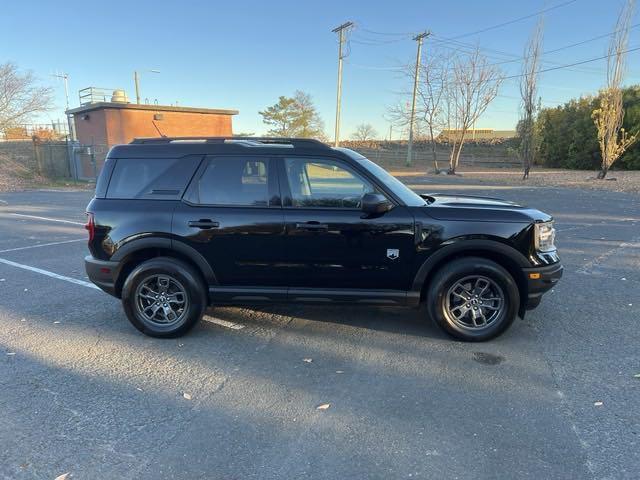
[[121, 257, 207, 338], [426, 257, 519, 341]]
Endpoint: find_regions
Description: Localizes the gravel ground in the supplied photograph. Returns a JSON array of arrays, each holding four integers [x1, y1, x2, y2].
[[391, 167, 640, 195]]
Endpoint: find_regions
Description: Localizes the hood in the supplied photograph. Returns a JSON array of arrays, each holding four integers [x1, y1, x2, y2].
[[418, 193, 552, 223]]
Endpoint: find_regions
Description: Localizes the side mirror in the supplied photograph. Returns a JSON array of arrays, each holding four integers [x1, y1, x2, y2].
[[361, 192, 393, 215]]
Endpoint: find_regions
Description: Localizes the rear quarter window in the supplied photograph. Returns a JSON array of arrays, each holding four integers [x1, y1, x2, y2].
[[106, 156, 202, 200]]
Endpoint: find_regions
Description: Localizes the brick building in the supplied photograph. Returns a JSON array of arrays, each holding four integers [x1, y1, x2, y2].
[[65, 90, 238, 178], [67, 101, 238, 148]]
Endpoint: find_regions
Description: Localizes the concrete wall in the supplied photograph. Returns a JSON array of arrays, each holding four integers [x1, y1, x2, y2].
[[0, 141, 38, 170]]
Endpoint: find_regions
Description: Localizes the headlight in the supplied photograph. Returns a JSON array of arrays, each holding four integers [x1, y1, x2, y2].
[[535, 221, 556, 252]]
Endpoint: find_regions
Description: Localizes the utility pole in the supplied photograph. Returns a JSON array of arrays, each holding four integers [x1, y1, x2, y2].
[[332, 21, 353, 147], [406, 31, 430, 166]]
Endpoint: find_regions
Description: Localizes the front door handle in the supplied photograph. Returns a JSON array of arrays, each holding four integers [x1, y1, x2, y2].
[[295, 222, 329, 231], [188, 219, 220, 229]]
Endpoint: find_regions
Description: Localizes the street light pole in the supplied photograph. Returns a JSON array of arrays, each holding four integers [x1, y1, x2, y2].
[[52, 72, 74, 141], [134, 69, 160, 104], [134, 71, 141, 104]]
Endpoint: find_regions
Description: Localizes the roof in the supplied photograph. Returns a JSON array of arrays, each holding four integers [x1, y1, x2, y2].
[[107, 137, 335, 158], [66, 102, 238, 116]]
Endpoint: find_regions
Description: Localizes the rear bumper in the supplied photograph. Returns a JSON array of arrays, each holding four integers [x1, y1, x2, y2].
[[523, 262, 563, 310], [85, 255, 119, 297]]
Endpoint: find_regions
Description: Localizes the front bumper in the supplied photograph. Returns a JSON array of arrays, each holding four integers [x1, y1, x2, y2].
[[523, 261, 563, 310], [85, 255, 119, 297]]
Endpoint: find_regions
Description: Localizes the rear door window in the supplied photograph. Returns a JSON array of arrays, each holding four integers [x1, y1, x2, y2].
[[106, 156, 201, 199], [186, 157, 273, 206]]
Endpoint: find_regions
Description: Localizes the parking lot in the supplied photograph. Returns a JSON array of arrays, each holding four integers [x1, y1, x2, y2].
[[1, 180, 639, 479]]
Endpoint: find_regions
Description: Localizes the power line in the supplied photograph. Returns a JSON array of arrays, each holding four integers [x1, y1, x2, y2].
[[447, 0, 580, 40], [429, 33, 620, 76], [344, 60, 406, 72], [489, 23, 640, 67], [359, 28, 413, 37], [501, 45, 640, 81], [350, 36, 406, 46]]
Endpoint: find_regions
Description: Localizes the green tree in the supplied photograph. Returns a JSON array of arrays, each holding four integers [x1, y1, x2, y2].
[[535, 86, 639, 170], [259, 91, 325, 138]]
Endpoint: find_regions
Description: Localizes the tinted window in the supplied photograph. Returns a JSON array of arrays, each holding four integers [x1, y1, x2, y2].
[[337, 148, 427, 207], [284, 157, 376, 208], [95, 157, 115, 198], [106, 156, 200, 199], [192, 157, 269, 206]]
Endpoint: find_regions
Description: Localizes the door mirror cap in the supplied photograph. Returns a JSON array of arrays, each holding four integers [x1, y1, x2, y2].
[[361, 193, 393, 215]]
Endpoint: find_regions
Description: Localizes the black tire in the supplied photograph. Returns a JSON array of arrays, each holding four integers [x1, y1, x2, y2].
[[426, 257, 520, 341], [121, 257, 207, 338]]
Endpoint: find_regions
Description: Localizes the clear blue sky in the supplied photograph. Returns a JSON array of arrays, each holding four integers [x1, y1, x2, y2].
[[2, 0, 639, 139]]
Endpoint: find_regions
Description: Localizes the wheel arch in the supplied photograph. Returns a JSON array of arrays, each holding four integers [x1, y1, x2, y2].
[[111, 238, 217, 298], [413, 239, 530, 317]]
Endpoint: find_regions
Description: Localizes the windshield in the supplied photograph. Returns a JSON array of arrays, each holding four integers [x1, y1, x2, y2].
[[336, 148, 427, 206]]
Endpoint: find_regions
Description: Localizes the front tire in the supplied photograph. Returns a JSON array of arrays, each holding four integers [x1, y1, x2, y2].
[[121, 257, 207, 338], [426, 257, 520, 341]]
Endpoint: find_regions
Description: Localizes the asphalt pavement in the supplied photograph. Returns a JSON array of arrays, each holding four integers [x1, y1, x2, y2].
[[0, 181, 638, 480]]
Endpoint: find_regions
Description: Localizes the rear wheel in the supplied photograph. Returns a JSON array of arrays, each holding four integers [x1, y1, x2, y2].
[[122, 257, 207, 338], [426, 257, 519, 341]]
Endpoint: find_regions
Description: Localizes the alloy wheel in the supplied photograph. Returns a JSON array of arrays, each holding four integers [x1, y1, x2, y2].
[[444, 275, 505, 331], [134, 274, 189, 326]]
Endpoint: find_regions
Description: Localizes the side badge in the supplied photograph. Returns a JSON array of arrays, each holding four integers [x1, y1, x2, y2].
[[387, 248, 400, 260]]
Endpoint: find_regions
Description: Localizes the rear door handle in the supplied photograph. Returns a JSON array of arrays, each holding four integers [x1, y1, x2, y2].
[[295, 222, 329, 231], [188, 219, 220, 229]]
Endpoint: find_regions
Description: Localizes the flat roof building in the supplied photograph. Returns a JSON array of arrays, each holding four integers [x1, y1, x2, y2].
[[67, 101, 238, 148], [66, 88, 238, 178]]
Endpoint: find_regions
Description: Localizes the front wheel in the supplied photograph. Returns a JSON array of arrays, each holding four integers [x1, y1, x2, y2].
[[121, 257, 207, 338], [426, 257, 520, 341]]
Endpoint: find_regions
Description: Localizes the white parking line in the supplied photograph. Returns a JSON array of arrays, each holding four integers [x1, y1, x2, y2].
[[203, 315, 245, 330], [0, 255, 246, 331], [0, 257, 99, 290], [0, 238, 86, 253], [9, 213, 85, 226]]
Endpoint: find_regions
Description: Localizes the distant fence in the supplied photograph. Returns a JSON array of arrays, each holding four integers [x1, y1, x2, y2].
[[0, 140, 108, 181], [33, 141, 71, 178], [351, 145, 521, 170]]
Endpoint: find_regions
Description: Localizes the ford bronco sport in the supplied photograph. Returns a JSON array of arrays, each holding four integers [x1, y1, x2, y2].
[[85, 137, 562, 341]]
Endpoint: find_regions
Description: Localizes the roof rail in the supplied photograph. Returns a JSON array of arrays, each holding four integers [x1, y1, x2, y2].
[[130, 136, 331, 149]]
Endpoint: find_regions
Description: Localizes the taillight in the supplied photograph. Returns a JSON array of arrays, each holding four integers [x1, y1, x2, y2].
[[85, 212, 95, 242]]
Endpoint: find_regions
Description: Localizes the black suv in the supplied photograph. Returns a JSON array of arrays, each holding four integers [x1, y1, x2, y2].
[[85, 137, 562, 341]]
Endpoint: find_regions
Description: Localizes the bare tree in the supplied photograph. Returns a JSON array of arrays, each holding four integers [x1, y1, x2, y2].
[[0, 62, 53, 134], [352, 123, 378, 141], [519, 19, 544, 180], [387, 52, 451, 172], [417, 53, 451, 172], [448, 48, 503, 174], [592, 0, 638, 179]]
